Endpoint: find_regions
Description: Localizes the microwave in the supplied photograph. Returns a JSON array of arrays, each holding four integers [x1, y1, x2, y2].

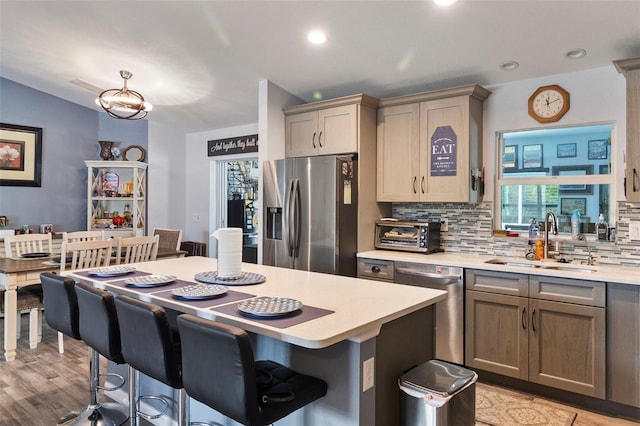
[[374, 220, 441, 253]]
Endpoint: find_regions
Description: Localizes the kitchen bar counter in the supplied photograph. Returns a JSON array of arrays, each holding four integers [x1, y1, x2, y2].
[[65, 256, 446, 426], [358, 250, 640, 286]]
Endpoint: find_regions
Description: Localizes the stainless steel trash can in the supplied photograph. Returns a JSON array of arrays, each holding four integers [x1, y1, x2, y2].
[[399, 360, 478, 426]]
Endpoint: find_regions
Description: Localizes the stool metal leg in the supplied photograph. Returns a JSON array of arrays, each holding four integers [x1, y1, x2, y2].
[[65, 348, 128, 426]]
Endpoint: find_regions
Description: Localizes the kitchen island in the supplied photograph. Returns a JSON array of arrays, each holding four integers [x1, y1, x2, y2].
[[65, 256, 446, 426]]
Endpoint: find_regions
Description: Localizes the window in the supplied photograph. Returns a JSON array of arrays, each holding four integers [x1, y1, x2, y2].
[[496, 124, 613, 234]]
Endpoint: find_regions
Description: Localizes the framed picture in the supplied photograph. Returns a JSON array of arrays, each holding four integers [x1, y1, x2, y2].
[[552, 164, 594, 195], [522, 144, 543, 168], [557, 143, 577, 158], [560, 198, 587, 215], [599, 164, 609, 218], [0, 123, 43, 187], [502, 145, 517, 169], [588, 139, 608, 160]]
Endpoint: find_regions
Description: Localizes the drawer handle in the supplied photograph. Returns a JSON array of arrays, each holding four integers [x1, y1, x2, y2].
[[371, 265, 381, 273], [522, 306, 527, 329]]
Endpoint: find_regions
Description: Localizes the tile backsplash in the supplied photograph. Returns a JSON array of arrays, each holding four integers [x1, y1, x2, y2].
[[392, 201, 640, 267]]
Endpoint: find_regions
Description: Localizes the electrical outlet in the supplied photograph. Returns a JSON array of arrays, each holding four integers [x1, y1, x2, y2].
[[192, 214, 200, 223], [630, 222, 640, 241], [441, 218, 449, 232], [362, 357, 375, 392]]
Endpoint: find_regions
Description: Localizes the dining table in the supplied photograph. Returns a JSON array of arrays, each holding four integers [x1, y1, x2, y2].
[[65, 255, 447, 426], [0, 256, 59, 362]]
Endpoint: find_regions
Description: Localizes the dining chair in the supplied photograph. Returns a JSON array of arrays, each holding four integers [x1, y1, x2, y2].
[[4, 233, 53, 258], [56, 238, 113, 354], [152, 228, 183, 251], [0, 285, 43, 350], [115, 234, 159, 265], [61, 230, 106, 244]]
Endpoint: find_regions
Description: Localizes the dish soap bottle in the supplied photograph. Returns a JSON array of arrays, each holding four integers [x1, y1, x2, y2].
[[571, 209, 582, 240], [528, 218, 539, 239], [596, 214, 608, 241], [534, 238, 545, 260]]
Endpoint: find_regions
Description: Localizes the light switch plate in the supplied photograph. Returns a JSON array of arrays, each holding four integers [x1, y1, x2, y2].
[[630, 222, 640, 241]]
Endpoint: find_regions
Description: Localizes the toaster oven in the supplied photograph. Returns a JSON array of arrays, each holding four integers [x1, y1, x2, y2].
[[374, 220, 441, 253]]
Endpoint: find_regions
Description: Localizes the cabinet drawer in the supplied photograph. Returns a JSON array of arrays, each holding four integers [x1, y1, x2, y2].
[[465, 269, 528, 296], [357, 258, 394, 282], [529, 276, 605, 307]]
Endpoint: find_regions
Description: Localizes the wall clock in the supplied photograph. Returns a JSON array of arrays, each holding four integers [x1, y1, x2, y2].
[[528, 84, 570, 123]]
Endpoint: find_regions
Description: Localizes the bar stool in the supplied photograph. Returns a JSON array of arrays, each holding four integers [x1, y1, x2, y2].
[[176, 314, 328, 426], [39, 272, 84, 424], [74, 282, 129, 426], [113, 295, 186, 426]]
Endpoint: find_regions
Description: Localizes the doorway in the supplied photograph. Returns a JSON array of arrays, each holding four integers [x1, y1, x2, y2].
[[218, 159, 259, 263]]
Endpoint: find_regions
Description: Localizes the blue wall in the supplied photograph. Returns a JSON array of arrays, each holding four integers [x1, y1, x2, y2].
[[0, 77, 147, 233]]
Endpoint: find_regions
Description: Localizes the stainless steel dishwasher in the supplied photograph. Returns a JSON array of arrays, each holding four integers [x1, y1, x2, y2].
[[394, 261, 464, 365]]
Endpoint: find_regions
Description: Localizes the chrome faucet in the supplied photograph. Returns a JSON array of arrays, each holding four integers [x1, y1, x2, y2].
[[543, 212, 558, 259]]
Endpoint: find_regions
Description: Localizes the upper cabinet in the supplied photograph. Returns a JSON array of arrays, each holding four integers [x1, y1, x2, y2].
[[613, 57, 640, 202], [376, 84, 490, 203], [284, 94, 379, 158]]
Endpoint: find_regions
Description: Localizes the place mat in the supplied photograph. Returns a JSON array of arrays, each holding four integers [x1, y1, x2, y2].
[[74, 269, 150, 281], [211, 302, 334, 329], [153, 287, 256, 308], [107, 276, 189, 293]]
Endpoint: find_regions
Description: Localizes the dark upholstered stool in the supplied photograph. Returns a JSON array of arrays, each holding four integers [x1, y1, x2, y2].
[[40, 272, 84, 424], [74, 282, 129, 426], [177, 314, 328, 426], [114, 295, 186, 426]]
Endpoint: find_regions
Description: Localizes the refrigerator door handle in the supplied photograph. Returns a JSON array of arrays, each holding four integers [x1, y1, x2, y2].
[[291, 179, 301, 258], [286, 179, 295, 257]]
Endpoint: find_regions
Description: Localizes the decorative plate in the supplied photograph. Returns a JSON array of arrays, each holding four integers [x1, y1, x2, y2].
[[124, 274, 176, 288], [171, 284, 228, 300], [88, 266, 136, 277], [194, 271, 266, 286], [21, 252, 50, 258], [237, 297, 303, 317]]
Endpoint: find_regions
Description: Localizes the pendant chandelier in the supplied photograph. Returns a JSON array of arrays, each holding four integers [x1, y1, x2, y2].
[[96, 70, 152, 120]]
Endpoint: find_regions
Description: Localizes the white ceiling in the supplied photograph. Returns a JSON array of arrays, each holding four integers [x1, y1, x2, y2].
[[1, 1, 639, 133]]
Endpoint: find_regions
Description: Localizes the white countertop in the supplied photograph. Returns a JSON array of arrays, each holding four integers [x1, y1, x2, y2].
[[357, 250, 640, 286], [66, 256, 447, 349]]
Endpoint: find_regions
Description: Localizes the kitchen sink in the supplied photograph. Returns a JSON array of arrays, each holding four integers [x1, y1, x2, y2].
[[484, 258, 597, 273]]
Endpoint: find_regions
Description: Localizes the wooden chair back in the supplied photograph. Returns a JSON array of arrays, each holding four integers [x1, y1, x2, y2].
[[61, 239, 113, 272], [152, 228, 183, 251], [4, 233, 53, 258], [61, 230, 105, 243], [116, 235, 159, 265]]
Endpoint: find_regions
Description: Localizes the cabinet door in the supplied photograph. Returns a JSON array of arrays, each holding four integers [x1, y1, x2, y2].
[[624, 65, 640, 201], [420, 96, 471, 202], [529, 299, 605, 398], [607, 283, 640, 407], [285, 111, 318, 157], [376, 103, 420, 201], [318, 104, 357, 155], [465, 290, 528, 379]]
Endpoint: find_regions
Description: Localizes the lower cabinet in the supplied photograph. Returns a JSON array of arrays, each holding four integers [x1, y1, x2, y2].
[[466, 269, 606, 399]]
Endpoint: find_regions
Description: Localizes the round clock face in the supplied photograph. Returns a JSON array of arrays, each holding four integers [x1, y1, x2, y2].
[[528, 85, 570, 123]]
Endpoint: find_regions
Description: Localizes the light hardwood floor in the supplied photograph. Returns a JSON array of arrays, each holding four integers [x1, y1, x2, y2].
[[0, 314, 638, 426]]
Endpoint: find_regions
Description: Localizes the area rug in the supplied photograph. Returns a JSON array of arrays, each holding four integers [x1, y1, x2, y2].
[[476, 383, 577, 426]]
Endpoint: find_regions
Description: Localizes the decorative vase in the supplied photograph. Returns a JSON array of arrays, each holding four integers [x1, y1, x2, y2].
[[98, 141, 114, 160]]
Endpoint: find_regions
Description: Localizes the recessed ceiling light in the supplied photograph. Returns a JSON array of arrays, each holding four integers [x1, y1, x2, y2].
[[500, 61, 520, 71], [565, 48, 587, 59], [307, 31, 327, 45], [434, 0, 457, 6]]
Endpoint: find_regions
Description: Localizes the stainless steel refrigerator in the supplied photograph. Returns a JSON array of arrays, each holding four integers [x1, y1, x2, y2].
[[263, 154, 358, 276]]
